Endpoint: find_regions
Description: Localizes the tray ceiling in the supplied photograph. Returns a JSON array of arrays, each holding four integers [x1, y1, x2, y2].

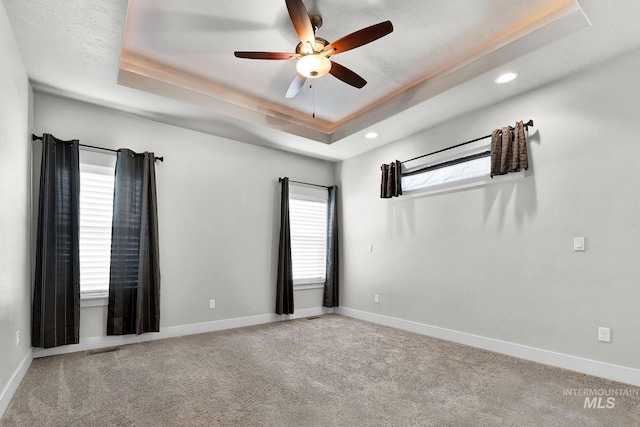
[[4, 1, 640, 159], [118, 0, 586, 143]]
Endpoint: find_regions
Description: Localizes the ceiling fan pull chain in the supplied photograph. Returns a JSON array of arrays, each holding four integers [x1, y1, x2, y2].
[[312, 83, 316, 118]]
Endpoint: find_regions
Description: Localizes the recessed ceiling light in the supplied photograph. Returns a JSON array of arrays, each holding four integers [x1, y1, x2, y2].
[[494, 72, 519, 84], [365, 132, 378, 139]]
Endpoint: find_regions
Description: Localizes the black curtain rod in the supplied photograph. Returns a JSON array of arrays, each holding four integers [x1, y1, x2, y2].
[[32, 134, 164, 162], [279, 177, 331, 189], [401, 119, 533, 164], [402, 151, 491, 177]]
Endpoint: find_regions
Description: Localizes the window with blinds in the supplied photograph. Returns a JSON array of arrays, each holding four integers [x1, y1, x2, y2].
[[400, 138, 524, 197], [289, 183, 328, 286], [79, 162, 115, 298]]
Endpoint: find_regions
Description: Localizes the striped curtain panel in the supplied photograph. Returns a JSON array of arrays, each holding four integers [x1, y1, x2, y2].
[[323, 186, 339, 308], [275, 177, 295, 315], [32, 134, 81, 348], [107, 149, 161, 335]]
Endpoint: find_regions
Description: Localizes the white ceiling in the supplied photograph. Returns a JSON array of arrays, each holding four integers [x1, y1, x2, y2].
[[4, 0, 640, 160]]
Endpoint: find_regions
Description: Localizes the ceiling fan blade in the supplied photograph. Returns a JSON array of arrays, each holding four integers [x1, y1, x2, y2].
[[323, 21, 393, 56], [285, 0, 315, 48], [234, 51, 299, 60], [329, 61, 367, 88], [286, 73, 308, 98]]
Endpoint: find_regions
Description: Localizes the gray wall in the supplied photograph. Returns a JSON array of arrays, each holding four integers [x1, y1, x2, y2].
[[33, 94, 335, 339], [0, 2, 33, 405], [337, 48, 640, 370]]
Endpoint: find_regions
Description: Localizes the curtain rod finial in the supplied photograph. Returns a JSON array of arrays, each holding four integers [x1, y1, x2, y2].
[[525, 119, 534, 127]]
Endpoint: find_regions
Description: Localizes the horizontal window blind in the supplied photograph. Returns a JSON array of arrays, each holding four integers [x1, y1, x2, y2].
[[402, 156, 490, 192], [289, 184, 328, 285], [79, 163, 115, 297]]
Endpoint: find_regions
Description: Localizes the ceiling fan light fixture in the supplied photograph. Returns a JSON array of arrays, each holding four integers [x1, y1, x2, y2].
[[296, 54, 331, 78]]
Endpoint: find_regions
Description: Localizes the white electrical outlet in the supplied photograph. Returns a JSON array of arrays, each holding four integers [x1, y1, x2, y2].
[[209, 299, 216, 309], [16, 330, 20, 347], [598, 327, 611, 343], [374, 294, 379, 303]]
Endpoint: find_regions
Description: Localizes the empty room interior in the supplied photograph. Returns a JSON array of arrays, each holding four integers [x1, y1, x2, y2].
[[1, 0, 640, 425]]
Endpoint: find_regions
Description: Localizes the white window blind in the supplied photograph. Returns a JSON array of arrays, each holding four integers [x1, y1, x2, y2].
[[289, 184, 328, 286], [401, 156, 490, 192], [79, 163, 115, 298]]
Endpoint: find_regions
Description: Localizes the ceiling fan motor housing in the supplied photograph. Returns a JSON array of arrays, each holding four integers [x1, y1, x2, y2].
[[295, 37, 329, 55]]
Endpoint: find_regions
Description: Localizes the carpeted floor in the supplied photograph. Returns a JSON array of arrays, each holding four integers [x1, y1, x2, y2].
[[1, 314, 639, 426]]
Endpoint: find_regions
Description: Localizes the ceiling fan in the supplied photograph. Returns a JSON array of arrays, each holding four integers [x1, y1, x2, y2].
[[234, 0, 393, 98]]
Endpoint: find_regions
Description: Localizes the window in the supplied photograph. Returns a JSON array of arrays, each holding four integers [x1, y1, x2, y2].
[[401, 139, 524, 196], [79, 151, 116, 303], [289, 183, 328, 288], [402, 153, 491, 192]]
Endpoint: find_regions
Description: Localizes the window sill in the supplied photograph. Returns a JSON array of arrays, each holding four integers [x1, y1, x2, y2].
[[293, 283, 325, 291], [81, 292, 108, 308]]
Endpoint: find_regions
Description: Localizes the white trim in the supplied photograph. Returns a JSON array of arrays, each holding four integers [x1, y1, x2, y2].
[[0, 350, 33, 419], [80, 296, 108, 308], [294, 283, 325, 290], [335, 307, 640, 387], [33, 307, 334, 358]]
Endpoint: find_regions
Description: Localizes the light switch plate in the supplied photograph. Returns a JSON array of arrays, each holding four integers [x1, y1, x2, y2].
[[598, 327, 611, 343], [573, 237, 585, 251]]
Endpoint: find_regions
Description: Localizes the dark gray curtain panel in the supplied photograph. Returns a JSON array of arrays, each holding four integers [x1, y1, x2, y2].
[[490, 120, 529, 177], [107, 149, 160, 335], [323, 186, 339, 308], [32, 134, 81, 348], [380, 160, 402, 198], [275, 177, 294, 315]]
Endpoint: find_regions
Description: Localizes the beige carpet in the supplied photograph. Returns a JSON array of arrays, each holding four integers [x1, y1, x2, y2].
[[2, 314, 639, 426]]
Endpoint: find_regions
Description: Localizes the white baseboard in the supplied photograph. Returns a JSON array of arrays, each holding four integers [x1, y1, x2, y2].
[[335, 307, 640, 387], [33, 306, 334, 359], [0, 350, 33, 419]]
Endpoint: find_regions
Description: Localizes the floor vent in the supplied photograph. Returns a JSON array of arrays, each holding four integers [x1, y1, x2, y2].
[[88, 347, 119, 355], [306, 316, 321, 320]]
